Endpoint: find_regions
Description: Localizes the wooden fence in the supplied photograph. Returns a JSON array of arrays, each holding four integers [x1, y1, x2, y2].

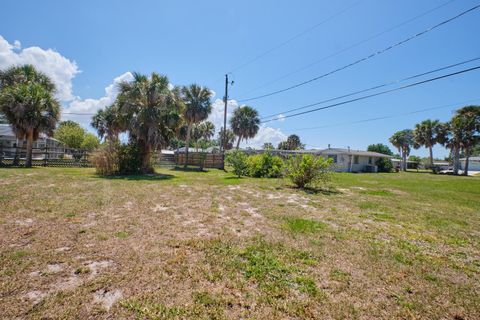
[[174, 153, 223, 169]]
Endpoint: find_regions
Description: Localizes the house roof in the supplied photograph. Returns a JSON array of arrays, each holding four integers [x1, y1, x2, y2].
[[460, 156, 480, 161], [242, 148, 392, 158], [0, 124, 60, 142]]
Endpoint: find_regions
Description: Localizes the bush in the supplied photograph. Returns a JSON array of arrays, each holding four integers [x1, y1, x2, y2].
[[376, 157, 393, 173], [117, 143, 143, 175], [91, 142, 143, 176], [91, 144, 118, 175], [246, 152, 283, 178], [284, 154, 333, 189], [226, 150, 249, 177]]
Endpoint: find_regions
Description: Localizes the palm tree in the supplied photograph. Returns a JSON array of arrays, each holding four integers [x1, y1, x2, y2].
[[116, 72, 181, 173], [179, 84, 213, 167], [0, 65, 60, 167], [91, 104, 123, 143], [192, 121, 215, 151], [445, 106, 480, 175], [389, 129, 414, 171], [413, 119, 445, 170], [218, 127, 235, 150], [230, 106, 260, 149]]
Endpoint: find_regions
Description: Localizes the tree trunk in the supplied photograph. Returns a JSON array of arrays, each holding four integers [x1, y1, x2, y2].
[[464, 153, 470, 176], [184, 124, 192, 168], [429, 146, 434, 171], [25, 130, 34, 168], [142, 143, 152, 173], [453, 146, 460, 175], [402, 149, 407, 172], [13, 138, 20, 166], [236, 135, 242, 150]]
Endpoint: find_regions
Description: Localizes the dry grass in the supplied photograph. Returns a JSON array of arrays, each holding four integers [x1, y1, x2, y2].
[[0, 167, 479, 319]]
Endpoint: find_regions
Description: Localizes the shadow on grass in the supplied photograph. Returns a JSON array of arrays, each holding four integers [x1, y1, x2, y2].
[[96, 173, 176, 181], [170, 166, 208, 173], [302, 186, 341, 195]]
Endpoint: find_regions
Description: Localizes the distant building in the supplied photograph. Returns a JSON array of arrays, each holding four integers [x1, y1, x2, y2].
[[0, 124, 65, 159], [460, 157, 480, 171], [244, 147, 392, 173]]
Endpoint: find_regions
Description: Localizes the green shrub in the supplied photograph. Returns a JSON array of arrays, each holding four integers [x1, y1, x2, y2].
[[246, 152, 283, 178], [117, 143, 143, 175], [284, 154, 333, 188], [376, 157, 393, 173], [225, 150, 249, 177], [91, 142, 143, 176]]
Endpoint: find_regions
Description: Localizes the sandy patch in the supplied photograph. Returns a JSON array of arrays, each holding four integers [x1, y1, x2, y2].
[[93, 289, 123, 310], [47, 263, 64, 273], [15, 218, 34, 226], [153, 204, 169, 212], [25, 291, 46, 304]]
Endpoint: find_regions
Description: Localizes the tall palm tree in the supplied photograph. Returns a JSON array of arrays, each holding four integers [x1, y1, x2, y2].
[[413, 119, 445, 170], [0, 65, 60, 167], [179, 84, 213, 166], [116, 72, 181, 173], [91, 104, 123, 143], [444, 106, 480, 175], [389, 129, 414, 171], [230, 105, 260, 149]]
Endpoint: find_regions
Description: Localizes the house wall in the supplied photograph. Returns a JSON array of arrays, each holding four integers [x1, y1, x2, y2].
[[325, 153, 378, 172], [460, 160, 480, 171]]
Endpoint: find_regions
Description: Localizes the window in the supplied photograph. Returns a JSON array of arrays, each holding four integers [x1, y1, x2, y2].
[[368, 157, 372, 164], [327, 154, 337, 163], [353, 155, 359, 164]]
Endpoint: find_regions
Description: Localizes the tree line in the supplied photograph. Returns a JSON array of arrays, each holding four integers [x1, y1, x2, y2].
[[0, 65, 263, 171], [389, 106, 480, 175]]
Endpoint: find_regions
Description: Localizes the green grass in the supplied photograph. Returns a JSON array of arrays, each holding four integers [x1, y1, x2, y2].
[[0, 167, 479, 319], [283, 217, 327, 234]]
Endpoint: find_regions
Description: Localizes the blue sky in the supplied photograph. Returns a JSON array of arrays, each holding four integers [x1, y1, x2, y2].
[[1, 0, 479, 157]]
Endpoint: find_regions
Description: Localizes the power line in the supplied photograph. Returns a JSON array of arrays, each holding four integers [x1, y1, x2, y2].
[[226, 0, 363, 74], [261, 57, 480, 120], [283, 97, 480, 132], [239, 3, 480, 103], [62, 112, 96, 115], [261, 65, 480, 123], [236, 0, 456, 98]]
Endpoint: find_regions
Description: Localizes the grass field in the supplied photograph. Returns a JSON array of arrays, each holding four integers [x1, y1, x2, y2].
[[1, 167, 479, 319]]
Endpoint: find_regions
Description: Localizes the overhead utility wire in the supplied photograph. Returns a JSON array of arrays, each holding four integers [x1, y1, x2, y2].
[[261, 57, 480, 120], [260, 65, 480, 123], [237, 0, 456, 98], [226, 0, 363, 74], [239, 3, 480, 103], [283, 97, 480, 132]]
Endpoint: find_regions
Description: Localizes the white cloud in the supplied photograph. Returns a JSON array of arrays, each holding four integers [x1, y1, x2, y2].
[[242, 125, 287, 149], [63, 72, 134, 127], [206, 98, 287, 149], [0, 35, 80, 101], [207, 98, 238, 135], [277, 114, 285, 122]]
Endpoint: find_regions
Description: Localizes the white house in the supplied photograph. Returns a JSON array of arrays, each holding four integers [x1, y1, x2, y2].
[[244, 147, 391, 173], [460, 157, 480, 171], [0, 124, 65, 159]]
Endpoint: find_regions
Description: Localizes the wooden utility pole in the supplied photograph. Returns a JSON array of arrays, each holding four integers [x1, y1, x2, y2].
[[221, 74, 229, 169]]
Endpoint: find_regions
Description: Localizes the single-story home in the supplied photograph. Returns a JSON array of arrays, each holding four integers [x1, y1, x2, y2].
[[243, 147, 392, 173], [460, 157, 480, 171], [0, 124, 65, 159]]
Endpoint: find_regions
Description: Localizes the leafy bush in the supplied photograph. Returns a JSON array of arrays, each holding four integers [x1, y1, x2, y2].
[[91, 144, 118, 175], [91, 142, 143, 176], [376, 157, 393, 173], [117, 143, 143, 175], [284, 154, 333, 188], [226, 150, 249, 177], [246, 152, 283, 178]]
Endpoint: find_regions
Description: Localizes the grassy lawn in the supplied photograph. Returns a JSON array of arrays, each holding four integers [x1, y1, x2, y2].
[[1, 167, 479, 319]]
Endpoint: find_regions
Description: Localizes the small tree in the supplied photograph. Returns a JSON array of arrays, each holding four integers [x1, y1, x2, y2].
[[81, 133, 100, 151], [54, 121, 86, 148], [285, 154, 333, 189], [225, 150, 248, 178], [367, 143, 393, 172], [389, 129, 414, 171], [263, 142, 274, 150], [278, 134, 304, 150]]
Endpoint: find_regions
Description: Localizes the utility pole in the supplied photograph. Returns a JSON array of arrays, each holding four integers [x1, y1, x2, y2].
[[221, 74, 228, 169]]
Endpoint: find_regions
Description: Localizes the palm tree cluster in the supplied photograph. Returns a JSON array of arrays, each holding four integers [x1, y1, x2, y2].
[[0, 65, 61, 167], [91, 74, 262, 173], [390, 105, 480, 175]]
